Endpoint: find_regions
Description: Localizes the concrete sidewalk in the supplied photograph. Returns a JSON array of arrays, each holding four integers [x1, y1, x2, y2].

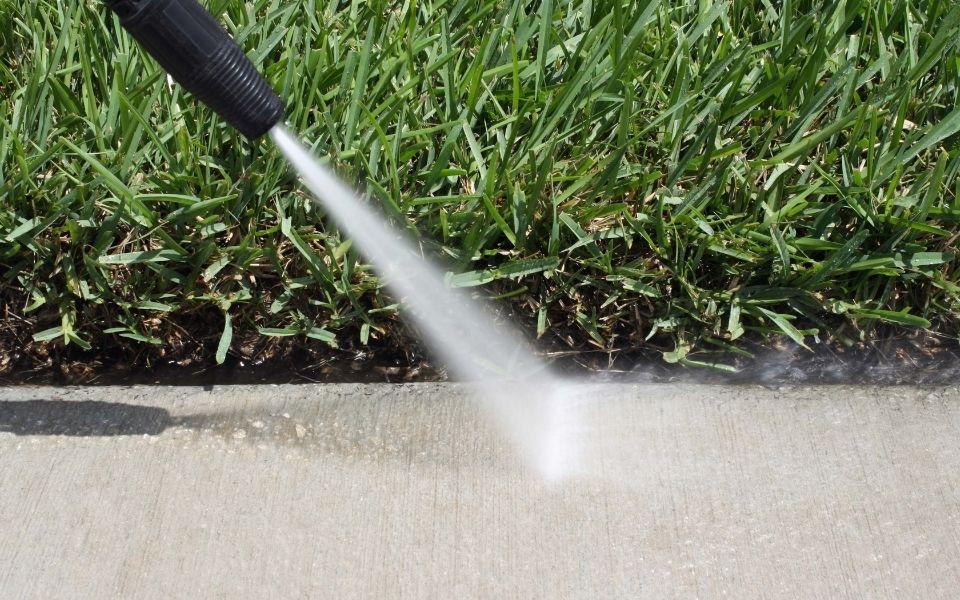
[[1, 384, 959, 598]]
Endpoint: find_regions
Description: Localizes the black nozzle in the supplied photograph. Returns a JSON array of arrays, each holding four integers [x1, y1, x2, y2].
[[105, 0, 283, 139]]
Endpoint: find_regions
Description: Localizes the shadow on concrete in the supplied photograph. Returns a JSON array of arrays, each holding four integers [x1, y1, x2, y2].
[[0, 400, 240, 439], [0, 398, 498, 470], [0, 400, 173, 436]]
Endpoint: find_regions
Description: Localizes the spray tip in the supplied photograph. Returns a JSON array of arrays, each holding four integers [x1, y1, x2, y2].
[[106, 0, 284, 139]]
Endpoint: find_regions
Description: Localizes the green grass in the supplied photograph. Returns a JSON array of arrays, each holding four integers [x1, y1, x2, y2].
[[2, 0, 960, 372]]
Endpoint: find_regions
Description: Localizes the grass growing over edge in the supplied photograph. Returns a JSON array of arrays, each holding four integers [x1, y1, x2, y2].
[[1, 0, 960, 374]]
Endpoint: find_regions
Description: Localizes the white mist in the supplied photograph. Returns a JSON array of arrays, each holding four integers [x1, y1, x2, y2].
[[270, 125, 581, 479]]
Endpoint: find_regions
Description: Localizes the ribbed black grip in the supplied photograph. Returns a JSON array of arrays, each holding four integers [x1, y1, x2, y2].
[[105, 0, 283, 139]]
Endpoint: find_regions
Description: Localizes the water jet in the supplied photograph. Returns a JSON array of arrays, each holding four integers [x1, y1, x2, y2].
[[103, 0, 581, 478]]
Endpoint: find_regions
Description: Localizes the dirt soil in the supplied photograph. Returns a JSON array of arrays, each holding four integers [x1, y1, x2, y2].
[[3, 323, 959, 387]]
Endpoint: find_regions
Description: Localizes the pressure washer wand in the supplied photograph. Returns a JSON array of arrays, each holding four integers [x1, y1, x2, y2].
[[104, 0, 284, 139]]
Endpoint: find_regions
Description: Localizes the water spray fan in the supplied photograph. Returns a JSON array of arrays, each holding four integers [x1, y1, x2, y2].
[[105, 1, 576, 479], [104, 0, 284, 139]]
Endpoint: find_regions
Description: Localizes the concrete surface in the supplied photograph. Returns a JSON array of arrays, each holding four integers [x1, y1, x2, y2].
[[1, 384, 959, 599]]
